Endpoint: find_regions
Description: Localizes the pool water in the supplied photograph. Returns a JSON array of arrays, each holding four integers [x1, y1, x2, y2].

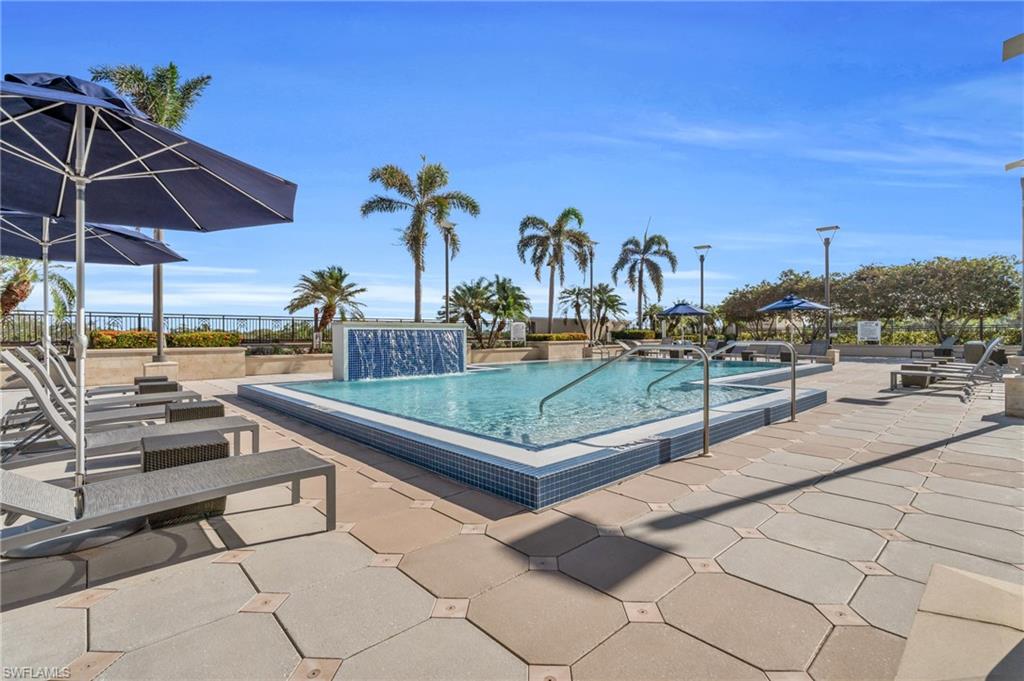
[[289, 358, 779, 448]]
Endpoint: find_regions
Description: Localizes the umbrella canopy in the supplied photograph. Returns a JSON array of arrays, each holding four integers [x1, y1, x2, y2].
[[1, 211, 186, 265], [1, 72, 297, 490], [757, 293, 829, 313], [659, 302, 710, 317], [1, 73, 297, 231]]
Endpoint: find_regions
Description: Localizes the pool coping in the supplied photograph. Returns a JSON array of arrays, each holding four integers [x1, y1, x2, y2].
[[239, 361, 831, 508]]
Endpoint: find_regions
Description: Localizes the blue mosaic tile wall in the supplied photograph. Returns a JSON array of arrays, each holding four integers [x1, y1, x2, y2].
[[346, 328, 465, 381], [241, 383, 828, 509]]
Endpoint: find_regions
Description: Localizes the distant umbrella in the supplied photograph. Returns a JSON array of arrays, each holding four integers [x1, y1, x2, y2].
[[757, 294, 829, 342], [659, 302, 710, 316]]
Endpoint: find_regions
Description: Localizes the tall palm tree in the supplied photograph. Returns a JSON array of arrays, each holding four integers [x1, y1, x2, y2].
[[612, 229, 678, 327], [360, 157, 480, 322], [517, 208, 590, 333], [591, 283, 628, 340], [558, 286, 590, 335], [0, 257, 75, 319], [90, 62, 212, 361], [285, 267, 366, 346]]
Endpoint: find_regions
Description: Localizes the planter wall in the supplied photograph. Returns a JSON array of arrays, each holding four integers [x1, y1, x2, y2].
[[77, 347, 247, 385], [245, 354, 332, 376], [527, 340, 587, 361], [469, 347, 540, 364]]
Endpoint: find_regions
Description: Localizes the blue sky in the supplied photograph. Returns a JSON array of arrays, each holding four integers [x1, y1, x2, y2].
[[3, 1, 1022, 319]]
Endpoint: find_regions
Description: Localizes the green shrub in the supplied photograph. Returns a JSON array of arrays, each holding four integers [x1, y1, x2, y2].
[[611, 329, 656, 340], [90, 330, 156, 349], [167, 331, 242, 348], [526, 333, 588, 342]]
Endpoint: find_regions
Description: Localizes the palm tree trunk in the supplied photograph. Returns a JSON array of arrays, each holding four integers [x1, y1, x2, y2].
[[443, 234, 450, 322], [547, 265, 556, 333], [636, 262, 644, 328], [414, 262, 422, 322]]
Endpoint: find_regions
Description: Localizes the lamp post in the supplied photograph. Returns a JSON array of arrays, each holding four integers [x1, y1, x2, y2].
[[588, 241, 597, 342], [815, 226, 839, 342], [1004, 34, 1023, 349], [693, 244, 711, 344]]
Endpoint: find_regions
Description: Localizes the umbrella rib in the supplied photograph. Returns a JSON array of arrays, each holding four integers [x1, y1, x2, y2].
[[95, 112, 206, 231], [82, 106, 99, 174], [0, 220, 45, 246], [89, 140, 192, 179], [0, 139, 66, 175], [0, 101, 63, 127], [55, 110, 81, 217], [91, 167, 199, 182], [120, 117, 291, 222], [0, 106, 69, 170], [94, 232, 141, 266]]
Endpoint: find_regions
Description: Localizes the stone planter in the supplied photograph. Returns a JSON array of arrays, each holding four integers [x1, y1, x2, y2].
[[245, 354, 332, 376], [526, 341, 587, 361], [469, 347, 539, 364], [75, 347, 247, 386], [1005, 375, 1024, 418]]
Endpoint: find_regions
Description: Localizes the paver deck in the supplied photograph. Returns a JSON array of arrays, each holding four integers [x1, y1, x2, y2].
[[1, 359, 1021, 680]]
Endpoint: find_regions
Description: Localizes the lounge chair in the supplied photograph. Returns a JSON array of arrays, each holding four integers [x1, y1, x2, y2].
[[890, 340, 1003, 391], [0, 448, 336, 553], [910, 336, 956, 360], [43, 343, 167, 397], [0, 352, 259, 469]]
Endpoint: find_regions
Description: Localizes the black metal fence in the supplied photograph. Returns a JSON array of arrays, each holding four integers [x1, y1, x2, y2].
[[0, 311, 414, 347]]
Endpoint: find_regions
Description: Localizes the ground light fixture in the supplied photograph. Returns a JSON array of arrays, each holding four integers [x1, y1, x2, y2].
[[815, 226, 839, 340], [693, 244, 712, 344]]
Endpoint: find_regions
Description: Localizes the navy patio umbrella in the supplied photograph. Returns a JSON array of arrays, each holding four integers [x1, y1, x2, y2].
[[757, 294, 829, 342], [659, 302, 710, 317], [1, 72, 297, 487], [1, 211, 186, 368]]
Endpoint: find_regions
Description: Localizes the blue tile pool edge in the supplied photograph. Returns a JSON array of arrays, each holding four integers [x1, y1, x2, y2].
[[239, 379, 829, 509]]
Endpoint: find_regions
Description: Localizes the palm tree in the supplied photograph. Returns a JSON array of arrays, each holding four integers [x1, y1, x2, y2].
[[285, 267, 366, 346], [517, 208, 590, 333], [441, 278, 493, 346], [90, 62, 212, 361], [591, 283, 628, 340], [360, 157, 480, 322], [643, 303, 664, 332], [558, 286, 590, 335], [612, 229, 678, 327], [488, 275, 532, 347], [0, 257, 75, 319]]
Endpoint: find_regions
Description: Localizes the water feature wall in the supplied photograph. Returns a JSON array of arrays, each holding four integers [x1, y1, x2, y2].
[[333, 322, 467, 381]]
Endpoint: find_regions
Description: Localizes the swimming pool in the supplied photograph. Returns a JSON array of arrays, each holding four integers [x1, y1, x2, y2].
[[288, 359, 779, 448]]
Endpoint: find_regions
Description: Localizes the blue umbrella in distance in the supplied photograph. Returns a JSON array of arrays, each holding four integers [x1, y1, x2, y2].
[[758, 294, 829, 341]]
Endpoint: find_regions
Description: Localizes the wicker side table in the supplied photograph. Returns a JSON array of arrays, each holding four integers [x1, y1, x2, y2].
[[141, 431, 229, 528], [138, 380, 180, 395], [166, 400, 225, 423], [135, 375, 169, 384]]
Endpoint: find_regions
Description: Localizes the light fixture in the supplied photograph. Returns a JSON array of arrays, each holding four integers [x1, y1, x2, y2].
[[816, 225, 839, 241], [693, 244, 712, 254]]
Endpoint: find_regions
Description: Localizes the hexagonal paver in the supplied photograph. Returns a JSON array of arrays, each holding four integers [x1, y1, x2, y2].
[[897, 514, 1023, 564], [924, 477, 1023, 506], [670, 490, 776, 529], [709, 474, 800, 504], [433, 489, 525, 524], [764, 451, 841, 473], [351, 508, 461, 554], [487, 510, 597, 557], [100, 612, 299, 680], [718, 539, 864, 604], [877, 539, 1024, 585], [649, 460, 723, 485], [814, 477, 914, 507], [390, 473, 467, 501], [692, 452, 752, 470], [242, 530, 372, 593], [623, 512, 739, 558], [850, 576, 925, 637], [90, 561, 255, 652], [1, 554, 86, 610], [807, 627, 905, 681], [468, 570, 626, 665], [276, 567, 433, 658], [607, 474, 691, 503], [790, 492, 902, 530], [77, 521, 222, 587], [660, 573, 831, 670], [211, 503, 336, 548], [399, 534, 528, 598], [841, 465, 926, 488], [0, 597, 85, 672], [741, 462, 821, 486], [559, 536, 693, 601], [572, 623, 764, 681], [911, 493, 1024, 531], [337, 619, 525, 680], [331, 487, 415, 523], [759, 513, 886, 561], [556, 490, 651, 526]]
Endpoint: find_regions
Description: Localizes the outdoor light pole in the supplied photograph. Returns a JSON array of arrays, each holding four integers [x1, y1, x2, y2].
[[816, 226, 839, 341], [1004, 34, 1023, 347], [153, 229, 165, 362], [693, 244, 711, 344], [588, 241, 596, 342]]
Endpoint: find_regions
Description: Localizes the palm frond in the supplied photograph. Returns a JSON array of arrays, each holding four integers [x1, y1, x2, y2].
[[360, 195, 412, 217], [368, 164, 417, 201], [417, 161, 449, 197], [518, 215, 549, 236]]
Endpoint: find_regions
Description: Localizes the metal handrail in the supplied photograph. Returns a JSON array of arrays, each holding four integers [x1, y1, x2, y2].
[[730, 340, 798, 421], [538, 342, 645, 415]]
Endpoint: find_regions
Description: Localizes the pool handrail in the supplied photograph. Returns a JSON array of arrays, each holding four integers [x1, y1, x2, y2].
[[538, 343, 645, 415], [729, 340, 798, 421]]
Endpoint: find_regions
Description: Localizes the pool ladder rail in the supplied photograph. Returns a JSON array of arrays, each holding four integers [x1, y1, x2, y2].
[[537, 339, 799, 457]]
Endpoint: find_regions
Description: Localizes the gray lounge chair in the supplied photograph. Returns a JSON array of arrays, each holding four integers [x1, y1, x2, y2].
[[0, 448, 336, 553], [890, 339, 1003, 391], [0, 352, 259, 469], [43, 343, 166, 397]]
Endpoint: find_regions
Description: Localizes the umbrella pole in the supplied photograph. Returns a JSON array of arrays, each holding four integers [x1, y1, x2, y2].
[[73, 105, 87, 489], [41, 217, 50, 372]]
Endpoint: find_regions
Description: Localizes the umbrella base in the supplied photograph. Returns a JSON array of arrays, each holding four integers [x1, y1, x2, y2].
[[1, 518, 146, 558]]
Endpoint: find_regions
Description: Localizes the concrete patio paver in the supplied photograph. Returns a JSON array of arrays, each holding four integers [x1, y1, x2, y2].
[[0, 596, 86, 672], [790, 492, 903, 530], [468, 570, 627, 665], [607, 473, 691, 503], [911, 492, 1024, 531], [850, 576, 926, 637], [669, 489, 776, 528], [623, 512, 740, 558], [558, 536, 693, 601], [660, 573, 831, 670], [433, 489, 525, 524], [922, 477, 1023, 506], [241, 531, 372, 593], [556, 490, 651, 526], [718, 538, 864, 604], [759, 513, 887, 562], [708, 474, 801, 505], [807, 626, 905, 681], [571, 623, 765, 681], [877, 540, 1024, 585], [487, 509, 598, 557], [399, 534, 528, 598], [897, 514, 1024, 564], [350, 507, 462, 554]]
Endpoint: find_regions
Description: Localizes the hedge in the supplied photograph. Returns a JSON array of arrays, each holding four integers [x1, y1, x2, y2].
[[89, 330, 241, 349], [611, 329, 656, 340], [526, 333, 588, 342]]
